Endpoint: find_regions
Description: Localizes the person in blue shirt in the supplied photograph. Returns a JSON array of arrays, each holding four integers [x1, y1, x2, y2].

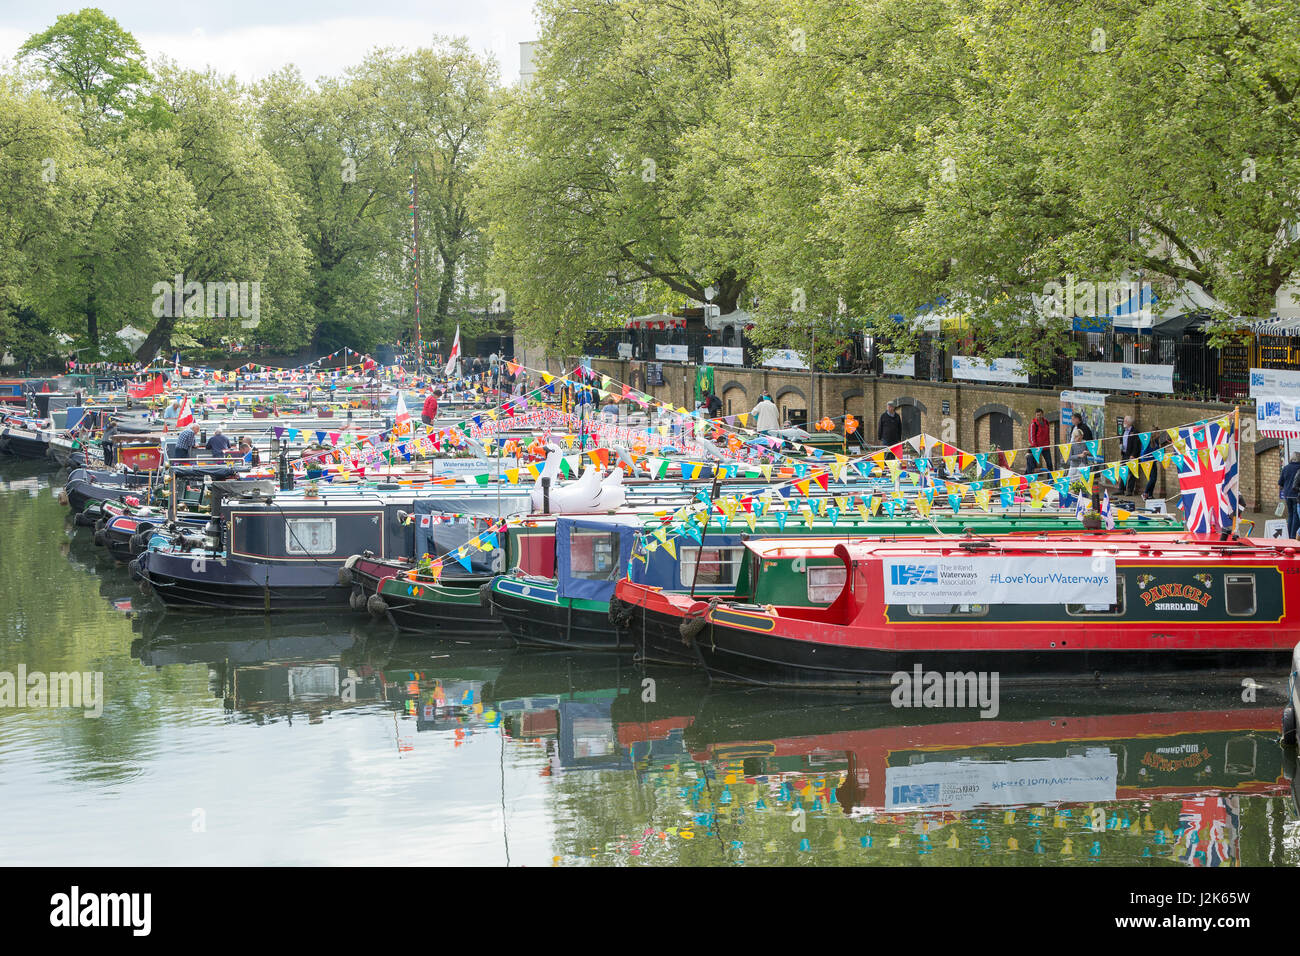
[[207, 427, 232, 456]]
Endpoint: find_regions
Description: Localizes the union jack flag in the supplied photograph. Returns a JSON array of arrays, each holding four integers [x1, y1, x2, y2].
[[1174, 418, 1238, 533]]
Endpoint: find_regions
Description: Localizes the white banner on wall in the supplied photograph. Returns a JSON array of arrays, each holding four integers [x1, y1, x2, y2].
[[885, 755, 1118, 811], [1071, 361, 1174, 394], [1256, 396, 1300, 438], [882, 556, 1117, 606], [1249, 367, 1300, 400], [763, 349, 809, 370], [616, 342, 632, 360], [951, 356, 1029, 384], [882, 353, 915, 377], [702, 345, 743, 366], [654, 343, 689, 362]]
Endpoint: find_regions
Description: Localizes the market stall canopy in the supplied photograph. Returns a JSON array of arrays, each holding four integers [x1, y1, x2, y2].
[[1250, 315, 1300, 336]]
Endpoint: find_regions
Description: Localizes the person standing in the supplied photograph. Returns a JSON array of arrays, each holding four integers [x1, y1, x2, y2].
[[173, 423, 199, 460], [1119, 415, 1141, 494], [1028, 408, 1053, 471], [703, 389, 722, 418], [751, 393, 779, 434], [1142, 430, 1165, 501], [207, 427, 232, 457], [1070, 411, 1093, 443], [877, 401, 903, 447], [421, 388, 441, 425], [1280, 452, 1300, 539]]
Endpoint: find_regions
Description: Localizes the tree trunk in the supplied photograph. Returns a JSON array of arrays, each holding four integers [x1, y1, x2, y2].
[[135, 313, 174, 363]]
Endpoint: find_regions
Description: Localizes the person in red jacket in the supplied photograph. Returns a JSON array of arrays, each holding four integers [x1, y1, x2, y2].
[[1028, 408, 1053, 471], [421, 389, 441, 425]]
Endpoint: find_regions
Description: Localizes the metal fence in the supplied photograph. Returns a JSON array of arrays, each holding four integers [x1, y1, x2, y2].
[[581, 326, 1295, 401]]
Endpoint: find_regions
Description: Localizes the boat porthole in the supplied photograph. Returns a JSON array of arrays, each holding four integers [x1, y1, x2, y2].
[[1050, 641, 1056, 647], [1061, 641, 1067, 647]]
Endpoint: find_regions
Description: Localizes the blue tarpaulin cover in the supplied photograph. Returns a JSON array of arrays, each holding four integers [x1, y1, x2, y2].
[[555, 515, 639, 601]]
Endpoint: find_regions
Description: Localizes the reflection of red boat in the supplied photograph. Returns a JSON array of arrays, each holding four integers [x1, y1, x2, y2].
[[615, 699, 1288, 815], [618, 536, 1300, 688]]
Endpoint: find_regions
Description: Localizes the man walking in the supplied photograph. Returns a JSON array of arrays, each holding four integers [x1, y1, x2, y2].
[[877, 401, 903, 447], [1280, 452, 1300, 539], [1028, 408, 1052, 471]]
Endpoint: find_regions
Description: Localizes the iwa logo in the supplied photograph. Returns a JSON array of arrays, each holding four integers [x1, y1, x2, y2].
[[890, 564, 939, 586], [152, 274, 260, 328]]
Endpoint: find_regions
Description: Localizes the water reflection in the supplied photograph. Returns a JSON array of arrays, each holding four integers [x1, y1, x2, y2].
[[2, 458, 1297, 866]]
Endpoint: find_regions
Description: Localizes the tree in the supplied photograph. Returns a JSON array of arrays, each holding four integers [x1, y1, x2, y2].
[[476, 0, 763, 357], [134, 63, 311, 358], [17, 8, 154, 129]]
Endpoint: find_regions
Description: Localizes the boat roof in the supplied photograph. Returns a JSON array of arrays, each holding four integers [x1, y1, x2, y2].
[[740, 534, 1297, 562]]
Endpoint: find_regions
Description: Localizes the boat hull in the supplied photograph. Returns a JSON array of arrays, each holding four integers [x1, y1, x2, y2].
[[620, 583, 1297, 689], [348, 556, 508, 641], [490, 577, 628, 651], [131, 549, 349, 612]]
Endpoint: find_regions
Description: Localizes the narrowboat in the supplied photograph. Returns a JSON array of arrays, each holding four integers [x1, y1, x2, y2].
[[489, 514, 642, 650], [131, 486, 531, 612], [615, 535, 1300, 688], [615, 513, 1186, 666], [343, 498, 511, 640]]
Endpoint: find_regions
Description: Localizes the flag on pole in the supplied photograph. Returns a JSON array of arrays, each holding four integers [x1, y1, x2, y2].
[[174, 395, 194, 428], [445, 325, 461, 376], [394, 391, 411, 436]]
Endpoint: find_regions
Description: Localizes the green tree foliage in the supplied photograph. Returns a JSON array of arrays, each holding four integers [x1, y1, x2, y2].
[[475, 0, 764, 359]]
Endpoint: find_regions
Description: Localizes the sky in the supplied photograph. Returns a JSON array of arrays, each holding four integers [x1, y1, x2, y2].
[[0, 0, 538, 84]]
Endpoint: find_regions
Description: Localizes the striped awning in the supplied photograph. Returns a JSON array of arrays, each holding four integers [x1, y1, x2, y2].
[[1251, 316, 1300, 336]]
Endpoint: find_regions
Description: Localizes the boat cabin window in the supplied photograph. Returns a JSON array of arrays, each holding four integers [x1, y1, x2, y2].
[[906, 603, 989, 617], [569, 531, 620, 581], [679, 547, 744, 588], [285, 518, 337, 556], [1224, 574, 1256, 617], [807, 564, 847, 603], [1066, 578, 1125, 616]]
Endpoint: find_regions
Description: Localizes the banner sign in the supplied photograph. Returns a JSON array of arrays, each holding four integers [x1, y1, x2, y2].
[[702, 346, 743, 366], [1071, 361, 1173, 394], [763, 349, 809, 370], [616, 342, 632, 360], [882, 556, 1117, 606], [885, 755, 1118, 811], [882, 353, 915, 377], [1249, 367, 1300, 400], [432, 458, 496, 476], [1256, 396, 1300, 438], [654, 344, 689, 362], [951, 356, 1029, 384]]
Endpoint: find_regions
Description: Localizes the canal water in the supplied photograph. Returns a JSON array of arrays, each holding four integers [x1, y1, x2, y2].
[[2, 459, 1298, 866]]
